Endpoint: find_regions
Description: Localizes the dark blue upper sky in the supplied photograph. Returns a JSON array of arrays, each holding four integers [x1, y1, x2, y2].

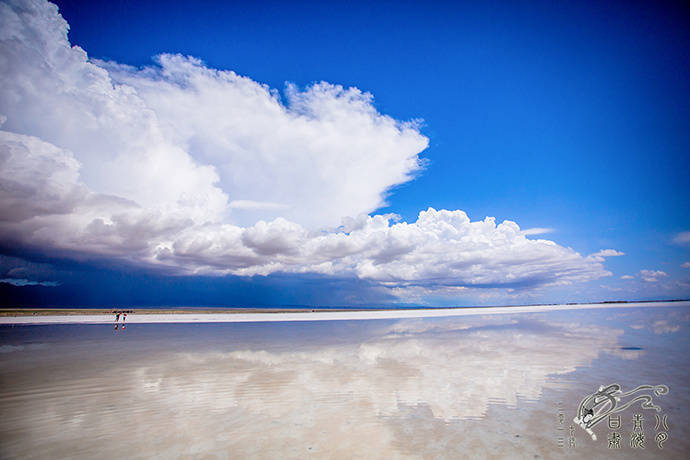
[[1, 0, 688, 306]]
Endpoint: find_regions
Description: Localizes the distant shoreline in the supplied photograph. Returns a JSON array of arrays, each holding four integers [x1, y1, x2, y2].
[[1, 298, 687, 317], [1, 300, 688, 325]]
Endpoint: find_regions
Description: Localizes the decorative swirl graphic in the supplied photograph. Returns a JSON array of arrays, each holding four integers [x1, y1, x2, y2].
[[573, 383, 669, 440]]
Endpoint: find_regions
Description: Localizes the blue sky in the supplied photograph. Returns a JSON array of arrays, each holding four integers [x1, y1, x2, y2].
[[0, 0, 688, 306]]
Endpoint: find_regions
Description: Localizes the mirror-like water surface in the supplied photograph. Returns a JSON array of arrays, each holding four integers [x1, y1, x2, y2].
[[1, 305, 688, 458]]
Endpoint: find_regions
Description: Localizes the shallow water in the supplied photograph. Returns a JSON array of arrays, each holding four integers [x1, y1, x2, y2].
[[1, 305, 688, 458]]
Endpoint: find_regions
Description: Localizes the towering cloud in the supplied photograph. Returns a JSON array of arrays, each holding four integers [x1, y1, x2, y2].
[[103, 56, 428, 228], [0, 0, 616, 297]]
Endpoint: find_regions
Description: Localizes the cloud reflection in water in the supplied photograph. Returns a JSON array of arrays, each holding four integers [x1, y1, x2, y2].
[[0, 316, 629, 458]]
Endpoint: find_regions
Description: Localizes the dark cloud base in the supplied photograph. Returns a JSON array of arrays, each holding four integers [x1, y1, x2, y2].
[[0, 257, 399, 308]]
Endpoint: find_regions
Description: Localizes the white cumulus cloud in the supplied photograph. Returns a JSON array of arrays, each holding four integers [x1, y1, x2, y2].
[[0, 0, 616, 297], [160, 209, 611, 291], [589, 249, 624, 258], [100, 55, 428, 228], [638, 269, 668, 283]]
